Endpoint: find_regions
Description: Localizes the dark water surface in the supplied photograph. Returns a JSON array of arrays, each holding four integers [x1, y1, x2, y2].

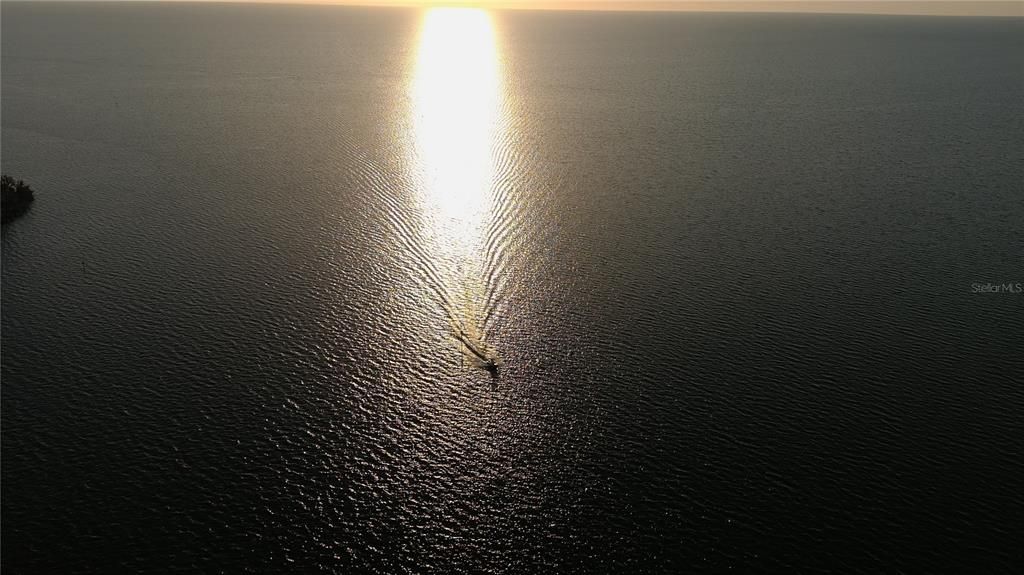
[[3, 3, 1023, 572]]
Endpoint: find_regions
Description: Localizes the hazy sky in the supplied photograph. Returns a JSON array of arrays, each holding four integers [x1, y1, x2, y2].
[[14, 1, 1024, 17], [311, 1, 1024, 16]]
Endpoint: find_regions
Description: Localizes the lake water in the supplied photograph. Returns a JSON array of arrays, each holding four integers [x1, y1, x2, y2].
[[2, 3, 1022, 572]]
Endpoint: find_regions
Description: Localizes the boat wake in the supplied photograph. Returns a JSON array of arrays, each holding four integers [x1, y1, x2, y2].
[[452, 321, 501, 373]]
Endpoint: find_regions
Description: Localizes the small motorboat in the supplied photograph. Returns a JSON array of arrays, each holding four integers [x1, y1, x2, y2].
[[483, 358, 499, 373], [454, 327, 499, 374]]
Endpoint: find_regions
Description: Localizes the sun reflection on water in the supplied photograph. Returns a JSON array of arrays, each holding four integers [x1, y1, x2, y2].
[[414, 8, 500, 244], [411, 8, 504, 365]]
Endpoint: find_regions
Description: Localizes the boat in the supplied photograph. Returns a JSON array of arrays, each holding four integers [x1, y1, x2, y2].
[[456, 328, 499, 373]]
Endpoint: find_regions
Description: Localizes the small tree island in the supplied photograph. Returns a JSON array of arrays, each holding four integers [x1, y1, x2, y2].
[[1, 174, 36, 223]]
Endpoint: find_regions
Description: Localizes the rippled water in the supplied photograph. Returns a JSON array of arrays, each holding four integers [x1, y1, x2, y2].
[[3, 3, 1023, 572]]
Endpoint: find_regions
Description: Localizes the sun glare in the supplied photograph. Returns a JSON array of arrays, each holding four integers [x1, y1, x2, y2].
[[410, 7, 505, 358], [412, 8, 501, 249]]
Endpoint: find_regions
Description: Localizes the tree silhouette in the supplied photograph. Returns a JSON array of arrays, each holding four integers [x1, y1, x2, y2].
[[1, 174, 36, 223]]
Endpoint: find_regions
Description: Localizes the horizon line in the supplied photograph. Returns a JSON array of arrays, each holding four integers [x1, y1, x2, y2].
[[4, 1, 1023, 18]]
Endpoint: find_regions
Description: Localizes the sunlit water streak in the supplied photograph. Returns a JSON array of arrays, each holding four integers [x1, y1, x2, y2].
[[410, 8, 509, 367], [4, 5, 1024, 572]]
